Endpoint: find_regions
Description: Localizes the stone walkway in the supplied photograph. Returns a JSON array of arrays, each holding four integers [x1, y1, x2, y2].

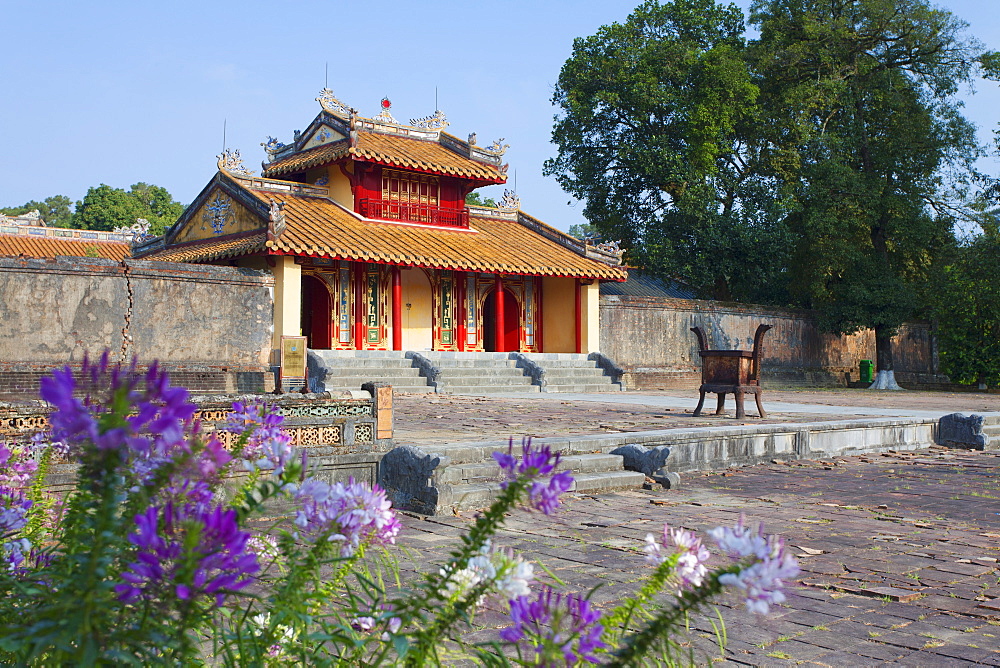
[[392, 388, 1000, 448], [389, 389, 1000, 665], [395, 447, 1000, 666]]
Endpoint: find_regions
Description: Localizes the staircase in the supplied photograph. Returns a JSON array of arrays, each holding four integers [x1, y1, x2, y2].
[[412, 352, 540, 395], [380, 437, 647, 514], [984, 416, 1000, 450], [308, 350, 433, 394], [520, 353, 624, 393], [307, 350, 627, 396]]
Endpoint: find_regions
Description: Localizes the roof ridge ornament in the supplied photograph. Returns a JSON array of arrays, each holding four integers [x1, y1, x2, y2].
[[217, 148, 255, 176], [373, 97, 398, 124], [113, 218, 152, 245], [410, 109, 449, 130], [261, 136, 287, 161], [267, 198, 287, 241], [316, 87, 353, 117], [484, 138, 510, 157], [498, 189, 520, 210]]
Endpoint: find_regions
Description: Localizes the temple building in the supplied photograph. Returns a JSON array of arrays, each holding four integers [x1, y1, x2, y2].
[[135, 90, 626, 366]]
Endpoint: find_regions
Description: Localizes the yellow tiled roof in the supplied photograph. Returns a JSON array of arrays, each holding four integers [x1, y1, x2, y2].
[[140, 233, 268, 263], [261, 141, 349, 177], [140, 189, 623, 279], [263, 132, 506, 183], [251, 191, 624, 280], [0, 235, 131, 261]]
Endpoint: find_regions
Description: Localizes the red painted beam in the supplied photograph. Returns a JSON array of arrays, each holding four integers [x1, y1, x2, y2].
[[495, 276, 505, 353], [391, 266, 402, 351]]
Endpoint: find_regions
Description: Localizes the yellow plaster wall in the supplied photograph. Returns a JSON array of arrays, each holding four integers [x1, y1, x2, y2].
[[272, 256, 302, 359], [542, 276, 576, 353], [401, 267, 432, 350], [173, 188, 263, 244], [581, 281, 600, 353], [330, 165, 353, 208]]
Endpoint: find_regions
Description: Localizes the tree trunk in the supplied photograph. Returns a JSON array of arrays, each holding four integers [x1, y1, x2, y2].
[[870, 324, 903, 390]]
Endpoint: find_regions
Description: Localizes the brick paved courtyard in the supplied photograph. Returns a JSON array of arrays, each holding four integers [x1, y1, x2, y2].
[[393, 445, 1000, 665]]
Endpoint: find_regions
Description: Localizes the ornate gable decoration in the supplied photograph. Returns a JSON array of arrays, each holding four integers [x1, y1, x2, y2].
[[410, 110, 449, 130], [217, 148, 255, 177], [498, 189, 520, 210], [316, 88, 354, 117], [202, 193, 234, 236]]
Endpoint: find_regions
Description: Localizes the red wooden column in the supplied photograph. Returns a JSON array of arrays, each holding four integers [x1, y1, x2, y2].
[[354, 262, 365, 350], [456, 271, 466, 352], [391, 266, 402, 351], [494, 276, 505, 353], [575, 278, 582, 354]]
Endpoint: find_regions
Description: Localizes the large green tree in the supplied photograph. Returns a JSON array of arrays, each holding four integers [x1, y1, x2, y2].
[[752, 0, 982, 387], [1, 195, 74, 228], [549, 0, 984, 387], [74, 183, 184, 235], [546, 0, 790, 302], [927, 213, 1000, 387]]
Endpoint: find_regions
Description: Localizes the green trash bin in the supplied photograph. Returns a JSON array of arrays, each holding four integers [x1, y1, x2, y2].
[[859, 359, 874, 383]]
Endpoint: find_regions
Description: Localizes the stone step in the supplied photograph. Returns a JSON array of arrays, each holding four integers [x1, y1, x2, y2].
[[421, 352, 515, 360], [315, 358, 419, 369], [322, 367, 424, 378], [545, 366, 604, 377], [324, 384, 434, 395], [437, 384, 541, 395], [420, 437, 628, 466], [438, 373, 535, 385], [435, 367, 531, 378], [435, 453, 627, 485], [520, 353, 594, 361], [323, 374, 428, 387], [430, 359, 521, 368], [523, 359, 604, 368], [541, 383, 622, 393], [445, 470, 645, 512]]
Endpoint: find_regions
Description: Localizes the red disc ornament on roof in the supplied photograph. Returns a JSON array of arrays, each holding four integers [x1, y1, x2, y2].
[[381, 98, 391, 109]]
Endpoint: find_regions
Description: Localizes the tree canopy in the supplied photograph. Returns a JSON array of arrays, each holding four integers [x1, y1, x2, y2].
[[73, 183, 184, 235], [928, 216, 1000, 387], [1, 196, 74, 228], [549, 0, 986, 378], [3, 183, 185, 235]]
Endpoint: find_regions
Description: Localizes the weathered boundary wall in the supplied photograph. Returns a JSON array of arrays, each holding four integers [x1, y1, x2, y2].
[[600, 295, 941, 389], [0, 257, 274, 397]]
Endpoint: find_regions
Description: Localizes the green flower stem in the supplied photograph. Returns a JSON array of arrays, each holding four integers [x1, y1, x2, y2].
[[402, 476, 531, 667], [603, 553, 680, 632], [608, 565, 742, 667]]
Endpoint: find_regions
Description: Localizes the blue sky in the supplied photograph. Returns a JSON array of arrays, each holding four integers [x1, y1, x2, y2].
[[1, 0, 998, 232]]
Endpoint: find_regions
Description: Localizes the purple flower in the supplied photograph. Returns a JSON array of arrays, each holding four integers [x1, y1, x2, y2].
[[0, 444, 38, 488], [39, 353, 196, 480], [116, 501, 259, 607], [708, 515, 800, 614], [224, 401, 294, 476], [0, 485, 32, 571], [291, 478, 400, 557], [644, 524, 711, 590], [500, 586, 607, 665], [493, 438, 574, 515]]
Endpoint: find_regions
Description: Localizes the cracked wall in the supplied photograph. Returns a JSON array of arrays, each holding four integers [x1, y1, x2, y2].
[[0, 257, 274, 369]]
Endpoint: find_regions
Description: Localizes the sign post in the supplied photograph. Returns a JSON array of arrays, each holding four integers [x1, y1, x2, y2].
[[279, 336, 308, 393]]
